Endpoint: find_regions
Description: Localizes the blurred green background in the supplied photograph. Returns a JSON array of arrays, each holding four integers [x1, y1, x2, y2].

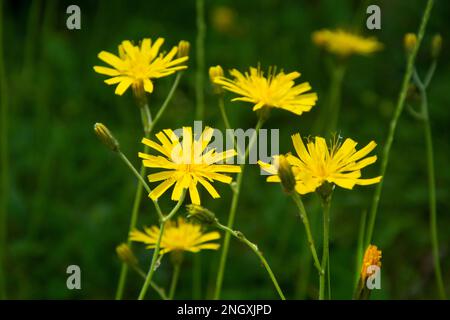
[[1, 0, 449, 299]]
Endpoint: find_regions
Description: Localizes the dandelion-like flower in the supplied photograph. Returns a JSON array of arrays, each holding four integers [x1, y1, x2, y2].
[[312, 29, 383, 57], [214, 66, 318, 116], [360, 245, 382, 280], [93, 37, 188, 95], [259, 134, 382, 194], [130, 217, 221, 255], [139, 126, 241, 205]]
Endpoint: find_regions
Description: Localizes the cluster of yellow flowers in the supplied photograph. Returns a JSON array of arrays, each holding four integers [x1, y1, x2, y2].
[[93, 29, 383, 298]]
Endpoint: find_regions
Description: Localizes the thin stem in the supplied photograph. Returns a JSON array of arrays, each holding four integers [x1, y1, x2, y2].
[[115, 146, 149, 300], [291, 193, 323, 275], [138, 191, 186, 300], [192, 255, 202, 299], [214, 117, 265, 299], [149, 72, 183, 134], [195, 0, 206, 119], [328, 63, 347, 134], [0, 0, 8, 299], [319, 198, 331, 300], [218, 95, 231, 130], [413, 68, 447, 299], [169, 263, 182, 300], [131, 264, 168, 300], [365, 0, 434, 247], [140, 104, 153, 135], [215, 222, 286, 300], [354, 210, 367, 290]]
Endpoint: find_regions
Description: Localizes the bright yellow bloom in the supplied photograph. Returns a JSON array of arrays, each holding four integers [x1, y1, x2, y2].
[[214, 66, 318, 116], [139, 126, 241, 205], [93, 37, 188, 95], [259, 134, 382, 194], [130, 217, 221, 255], [312, 29, 383, 57], [360, 245, 382, 280]]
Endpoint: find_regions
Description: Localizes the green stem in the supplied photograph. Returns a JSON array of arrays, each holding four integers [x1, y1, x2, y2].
[[169, 263, 182, 300], [149, 72, 183, 134], [214, 117, 265, 299], [138, 191, 186, 300], [328, 63, 347, 134], [218, 95, 231, 130], [131, 264, 168, 300], [117, 150, 164, 220], [413, 69, 447, 300], [291, 193, 323, 276], [0, 0, 8, 299], [354, 210, 367, 291], [195, 0, 205, 119], [215, 222, 286, 300], [365, 0, 434, 247], [319, 197, 331, 300], [192, 255, 202, 299]]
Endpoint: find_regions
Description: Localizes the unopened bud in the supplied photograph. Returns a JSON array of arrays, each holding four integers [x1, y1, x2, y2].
[[177, 40, 190, 59], [209, 65, 224, 94], [277, 155, 296, 194], [403, 33, 417, 53], [186, 204, 217, 225], [94, 123, 119, 152], [431, 34, 442, 59], [116, 243, 138, 267]]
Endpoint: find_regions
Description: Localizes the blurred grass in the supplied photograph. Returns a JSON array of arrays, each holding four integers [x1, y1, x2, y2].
[[1, 0, 450, 299]]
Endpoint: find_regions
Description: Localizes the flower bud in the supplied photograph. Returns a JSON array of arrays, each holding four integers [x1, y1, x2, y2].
[[403, 33, 417, 53], [360, 245, 382, 281], [431, 34, 442, 59], [186, 204, 217, 225], [209, 65, 224, 94], [277, 155, 296, 194], [94, 123, 119, 152], [116, 243, 138, 267], [177, 40, 190, 59]]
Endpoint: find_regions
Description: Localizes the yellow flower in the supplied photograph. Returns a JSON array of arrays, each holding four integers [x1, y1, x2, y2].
[[404, 33, 417, 53], [139, 126, 241, 205], [93, 37, 188, 95], [130, 217, 221, 255], [312, 29, 383, 57], [360, 245, 382, 280], [259, 134, 382, 194], [214, 66, 318, 116]]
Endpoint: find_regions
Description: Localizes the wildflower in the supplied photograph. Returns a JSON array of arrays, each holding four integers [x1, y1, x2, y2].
[[177, 40, 190, 58], [186, 204, 217, 225], [130, 217, 221, 255], [139, 126, 241, 205], [404, 33, 417, 53], [209, 65, 224, 94], [214, 66, 318, 116], [259, 134, 382, 194], [360, 245, 382, 281], [94, 123, 119, 152], [93, 37, 188, 95], [259, 155, 297, 194], [211, 6, 236, 34], [431, 34, 442, 59], [116, 243, 138, 267], [312, 29, 383, 57]]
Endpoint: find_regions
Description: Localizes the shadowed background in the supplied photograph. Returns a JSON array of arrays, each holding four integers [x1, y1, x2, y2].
[[1, 0, 450, 299]]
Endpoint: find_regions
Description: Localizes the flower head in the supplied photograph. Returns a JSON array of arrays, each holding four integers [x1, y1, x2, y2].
[[130, 217, 221, 255], [93, 37, 188, 95], [214, 66, 318, 116], [404, 33, 417, 53], [139, 126, 241, 205], [360, 245, 382, 280], [259, 134, 382, 194], [312, 29, 383, 57]]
